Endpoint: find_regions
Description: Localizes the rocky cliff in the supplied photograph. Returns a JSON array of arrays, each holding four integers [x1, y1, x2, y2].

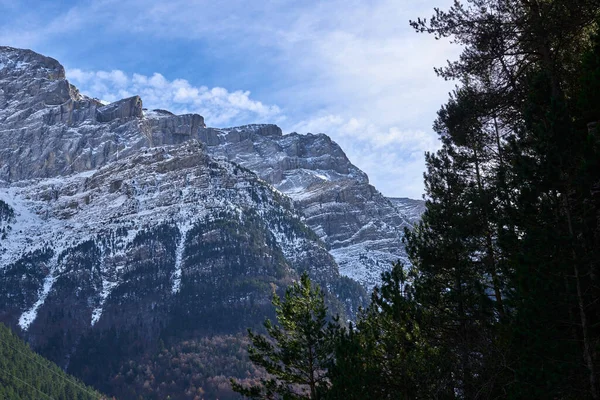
[[195, 125, 424, 287], [0, 46, 422, 398]]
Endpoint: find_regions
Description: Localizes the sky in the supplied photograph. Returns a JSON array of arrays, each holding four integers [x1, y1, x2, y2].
[[0, 0, 459, 198]]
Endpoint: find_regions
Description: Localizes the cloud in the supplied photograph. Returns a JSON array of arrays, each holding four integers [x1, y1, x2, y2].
[[291, 114, 441, 198], [293, 115, 438, 150], [66, 68, 282, 127]]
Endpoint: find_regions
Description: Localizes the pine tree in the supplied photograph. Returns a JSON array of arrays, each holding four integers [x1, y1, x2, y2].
[[0, 323, 106, 400], [231, 273, 336, 399], [405, 142, 504, 398], [409, 1, 600, 398], [328, 262, 454, 400]]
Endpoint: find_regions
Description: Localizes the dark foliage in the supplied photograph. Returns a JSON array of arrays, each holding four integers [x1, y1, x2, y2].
[[236, 1, 600, 399], [0, 323, 107, 399]]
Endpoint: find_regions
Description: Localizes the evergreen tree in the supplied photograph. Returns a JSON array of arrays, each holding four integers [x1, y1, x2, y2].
[[409, 1, 600, 398], [328, 262, 453, 400], [231, 273, 336, 399], [0, 323, 107, 400], [405, 143, 504, 398]]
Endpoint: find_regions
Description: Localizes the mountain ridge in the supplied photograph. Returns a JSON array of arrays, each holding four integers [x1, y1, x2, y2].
[[196, 124, 423, 287], [0, 45, 422, 398]]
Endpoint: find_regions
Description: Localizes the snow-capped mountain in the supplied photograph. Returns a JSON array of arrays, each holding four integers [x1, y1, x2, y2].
[[0, 46, 422, 396], [195, 125, 424, 287]]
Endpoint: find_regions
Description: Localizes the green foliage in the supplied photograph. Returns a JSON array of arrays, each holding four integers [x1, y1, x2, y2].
[[0, 323, 106, 400], [328, 262, 454, 400], [232, 268, 454, 399], [232, 272, 336, 399]]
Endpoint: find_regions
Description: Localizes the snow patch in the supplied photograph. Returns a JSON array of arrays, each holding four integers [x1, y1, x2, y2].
[[90, 276, 117, 326], [171, 223, 191, 294], [171, 186, 194, 294], [14, 61, 30, 70], [18, 255, 59, 331]]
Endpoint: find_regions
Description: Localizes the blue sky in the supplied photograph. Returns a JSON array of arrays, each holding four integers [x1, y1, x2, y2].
[[1, 0, 458, 198]]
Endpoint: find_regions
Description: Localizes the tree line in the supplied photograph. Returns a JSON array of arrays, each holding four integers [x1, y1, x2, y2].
[[232, 0, 600, 398]]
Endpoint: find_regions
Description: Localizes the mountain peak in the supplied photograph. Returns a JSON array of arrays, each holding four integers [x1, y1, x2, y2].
[[0, 46, 420, 397], [0, 46, 65, 81], [222, 124, 283, 137]]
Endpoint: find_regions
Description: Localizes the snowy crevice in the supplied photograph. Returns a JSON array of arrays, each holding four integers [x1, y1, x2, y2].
[[91, 253, 111, 326], [171, 186, 193, 294], [171, 223, 191, 294], [90, 277, 117, 326], [18, 254, 59, 331], [90, 229, 143, 326]]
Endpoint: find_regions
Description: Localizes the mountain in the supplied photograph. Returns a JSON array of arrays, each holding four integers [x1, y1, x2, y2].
[[0, 322, 105, 399], [0, 46, 421, 398], [388, 197, 427, 226], [197, 125, 425, 288]]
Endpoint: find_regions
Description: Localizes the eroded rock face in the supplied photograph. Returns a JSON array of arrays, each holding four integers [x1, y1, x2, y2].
[[0, 47, 367, 391], [144, 111, 206, 146], [0, 47, 209, 183], [196, 125, 423, 288]]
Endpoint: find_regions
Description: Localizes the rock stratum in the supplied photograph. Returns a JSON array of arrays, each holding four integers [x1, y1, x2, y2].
[[0, 46, 423, 399], [198, 125, 422, 287]]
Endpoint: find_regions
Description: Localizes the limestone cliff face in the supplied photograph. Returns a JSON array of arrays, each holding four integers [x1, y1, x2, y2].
[[0, 46, 425, 395], [0, 47, 365, 385], [195, 125, 424, 288], [0, 47, 207, 182]]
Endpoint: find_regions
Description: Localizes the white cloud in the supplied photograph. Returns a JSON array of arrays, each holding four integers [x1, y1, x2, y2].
[[294, 115, 438, 150], [66, 68, 282, 127]]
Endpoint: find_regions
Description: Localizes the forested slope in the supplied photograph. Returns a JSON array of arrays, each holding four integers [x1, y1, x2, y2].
[[0, 323, 106, 399]]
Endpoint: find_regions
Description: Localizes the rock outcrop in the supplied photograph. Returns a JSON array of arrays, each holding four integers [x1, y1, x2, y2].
[[95, 95, 143, 122], [195, 125, 423, 287], [0, 46, 425, 396]]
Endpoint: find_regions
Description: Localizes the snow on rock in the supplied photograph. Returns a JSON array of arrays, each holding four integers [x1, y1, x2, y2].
[[90, 275, 117, 326], [2, 137, 348, 325], [0, 46, 410, 340], [388, 197, 426, 227], [196, 125, 424, 289], [0, 47, 372, 374], [18, 254, 60, 331]]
